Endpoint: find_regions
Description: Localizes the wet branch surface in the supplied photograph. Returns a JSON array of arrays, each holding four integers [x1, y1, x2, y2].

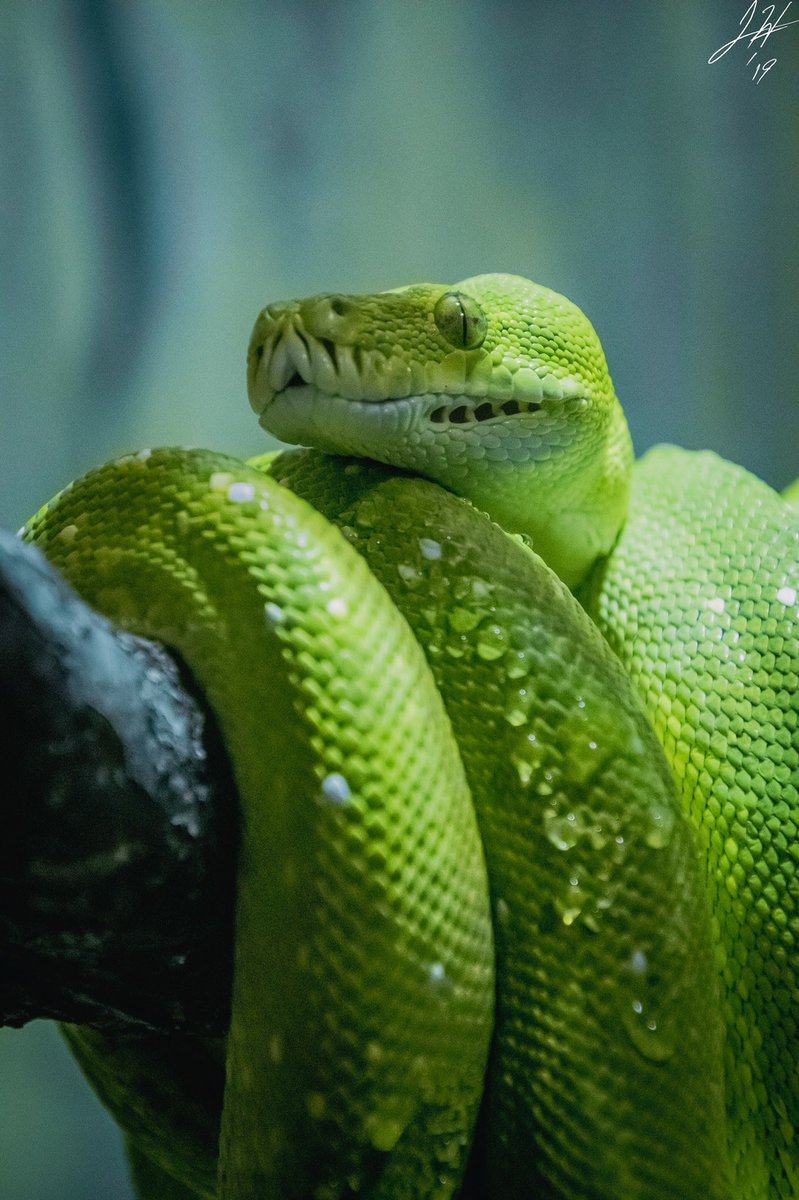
[[0, 529, 236, 1037]]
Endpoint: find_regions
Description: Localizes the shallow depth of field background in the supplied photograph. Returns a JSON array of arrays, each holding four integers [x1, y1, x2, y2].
[[1, 2, 797, 1197]]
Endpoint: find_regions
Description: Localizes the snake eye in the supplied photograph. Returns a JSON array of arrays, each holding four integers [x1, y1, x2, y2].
[[434, 291, 487, 350]]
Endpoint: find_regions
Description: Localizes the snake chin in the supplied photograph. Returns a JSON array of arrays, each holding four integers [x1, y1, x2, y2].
[[259, 387, 421, 453]]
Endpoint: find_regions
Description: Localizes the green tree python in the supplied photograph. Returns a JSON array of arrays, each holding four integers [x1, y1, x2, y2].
[[21, 274, 798, 1199]]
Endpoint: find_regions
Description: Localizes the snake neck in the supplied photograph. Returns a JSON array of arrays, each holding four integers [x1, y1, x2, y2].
[[516, 396, 633, 588], [452, 393, 633, 588]]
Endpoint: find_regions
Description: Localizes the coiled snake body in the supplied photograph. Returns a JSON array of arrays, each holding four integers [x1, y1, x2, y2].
[[23, 275, 798, 1198]]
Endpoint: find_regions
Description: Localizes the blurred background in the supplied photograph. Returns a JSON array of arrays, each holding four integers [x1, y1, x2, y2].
[[1, 1, 796, 1197]]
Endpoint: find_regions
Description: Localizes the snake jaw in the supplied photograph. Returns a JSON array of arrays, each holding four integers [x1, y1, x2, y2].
[[257, 385, 442, 453]]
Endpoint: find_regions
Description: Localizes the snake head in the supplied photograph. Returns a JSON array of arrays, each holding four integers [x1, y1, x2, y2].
[[247, 273, 633, 587]]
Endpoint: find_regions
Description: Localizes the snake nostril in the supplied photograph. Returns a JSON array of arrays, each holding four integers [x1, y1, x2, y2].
[[329, 296, 350, 317], [253, 344, 264, 361]]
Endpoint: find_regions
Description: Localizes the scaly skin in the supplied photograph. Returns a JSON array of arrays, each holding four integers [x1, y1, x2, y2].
[[20, 274, 797, 1198], [263, 451, 731, 1199], [24, 453, 494, 1200], [581, 447, 799, 1199]]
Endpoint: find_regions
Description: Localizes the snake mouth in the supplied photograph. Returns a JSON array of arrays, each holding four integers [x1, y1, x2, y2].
[[248, 311, 582, 427], [257, 370, 545, 425], [256, 386, 558, 460], [249, 334, 554, 428]]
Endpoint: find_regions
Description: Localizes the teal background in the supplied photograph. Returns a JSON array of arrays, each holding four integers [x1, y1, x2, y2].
[[1, 2, 797, 1197]]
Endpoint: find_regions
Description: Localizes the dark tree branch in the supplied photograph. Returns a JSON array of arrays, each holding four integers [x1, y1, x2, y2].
[[0, 529, 236, 1037]]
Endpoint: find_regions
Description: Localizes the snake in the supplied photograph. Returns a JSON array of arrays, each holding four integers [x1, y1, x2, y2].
[[21, 274, 798, 1199]]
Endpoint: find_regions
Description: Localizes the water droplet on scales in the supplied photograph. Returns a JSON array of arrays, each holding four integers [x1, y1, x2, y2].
[[621, 1000, 675, 1062], [620, 950, 676, 1062]]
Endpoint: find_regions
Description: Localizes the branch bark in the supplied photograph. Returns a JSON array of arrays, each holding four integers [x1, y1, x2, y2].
[[0, 529, 236, 1037]]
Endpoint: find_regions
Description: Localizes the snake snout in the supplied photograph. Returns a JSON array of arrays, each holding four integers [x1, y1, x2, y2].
[[298, 293, 363, 348], [248, 308, 321, 415], [246, 314, 273, 413]]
